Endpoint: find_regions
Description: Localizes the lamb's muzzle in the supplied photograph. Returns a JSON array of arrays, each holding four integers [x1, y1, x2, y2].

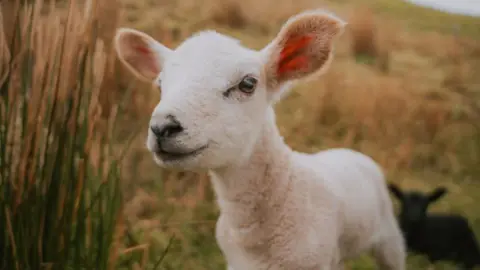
[[114, 8, 407, 270], [148, 116, 207, 161]]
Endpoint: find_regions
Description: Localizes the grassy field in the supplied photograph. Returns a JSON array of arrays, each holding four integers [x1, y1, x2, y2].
[[2, 0, 480, 269]]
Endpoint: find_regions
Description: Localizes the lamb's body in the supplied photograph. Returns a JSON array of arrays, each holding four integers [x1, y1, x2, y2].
[[114, 9, 406, 269], [211, 110, 405, 269]]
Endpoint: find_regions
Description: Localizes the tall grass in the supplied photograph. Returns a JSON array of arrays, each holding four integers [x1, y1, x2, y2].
[[0, 0, 128, 269]]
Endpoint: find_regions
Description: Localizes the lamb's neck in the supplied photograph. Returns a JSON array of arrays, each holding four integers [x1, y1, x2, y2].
[[209, 111, 293, 230]]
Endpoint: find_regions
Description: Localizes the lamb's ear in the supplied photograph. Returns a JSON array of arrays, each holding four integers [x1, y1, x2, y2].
[[114, 28, 173, 83], [261, 10, 346, 92], [388, 183, 404, 201], [428, 187, 447, 203]]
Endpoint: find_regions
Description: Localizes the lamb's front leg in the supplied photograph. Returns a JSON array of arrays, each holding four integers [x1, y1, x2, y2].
[[216, 216, 241, 270]]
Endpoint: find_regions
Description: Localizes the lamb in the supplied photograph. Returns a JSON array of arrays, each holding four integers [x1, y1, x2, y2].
[[388, 183, 480, 269], [114, 9, 406, 270]]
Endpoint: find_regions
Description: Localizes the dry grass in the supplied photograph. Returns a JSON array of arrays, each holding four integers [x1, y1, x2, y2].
[[0, 0, 168, 269], [349, 7, 378, 59], [348, 6, 395, 73], [211, 0, 247, 29]]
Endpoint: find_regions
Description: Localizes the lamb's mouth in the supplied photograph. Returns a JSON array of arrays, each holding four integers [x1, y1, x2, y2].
[[155, 144, 208, 162]]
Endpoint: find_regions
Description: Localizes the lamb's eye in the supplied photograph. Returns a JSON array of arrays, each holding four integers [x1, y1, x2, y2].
[[238, 76, 257, 94]]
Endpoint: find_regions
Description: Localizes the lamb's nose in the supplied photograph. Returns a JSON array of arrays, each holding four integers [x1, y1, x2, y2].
[[151, 121, 184, 141]]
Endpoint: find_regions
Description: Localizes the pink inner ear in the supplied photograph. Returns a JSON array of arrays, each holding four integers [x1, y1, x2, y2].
[[278, 55, 309, 75], [134, 45, 151, 55], [277, 35, 313, 76], [132, 44, 159, 75]]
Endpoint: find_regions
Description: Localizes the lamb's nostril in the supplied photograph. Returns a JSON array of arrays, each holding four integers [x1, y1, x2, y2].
[[151, 122, 184, 140]]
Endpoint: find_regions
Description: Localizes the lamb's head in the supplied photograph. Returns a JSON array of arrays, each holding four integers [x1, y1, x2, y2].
[[114, 10, 345, 170], [388, 184, 448, 226]]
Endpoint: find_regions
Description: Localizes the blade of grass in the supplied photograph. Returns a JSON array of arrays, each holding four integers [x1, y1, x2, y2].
[[152, 235, 175, 270]]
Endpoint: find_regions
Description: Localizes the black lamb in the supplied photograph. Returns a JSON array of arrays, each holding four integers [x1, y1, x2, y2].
[[388, 183, 480, 269]]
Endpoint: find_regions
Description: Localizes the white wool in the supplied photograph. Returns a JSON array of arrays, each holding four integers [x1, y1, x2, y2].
[[209, 109, 405, 269], [114, 9, 406, 270]]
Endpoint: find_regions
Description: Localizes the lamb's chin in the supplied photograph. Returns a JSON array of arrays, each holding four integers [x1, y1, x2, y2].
[[152, 152, 205, 171]]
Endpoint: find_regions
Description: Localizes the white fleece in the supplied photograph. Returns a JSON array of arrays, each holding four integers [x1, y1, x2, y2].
[[210, 109, 405, 269], [114, 9, 406, 270]]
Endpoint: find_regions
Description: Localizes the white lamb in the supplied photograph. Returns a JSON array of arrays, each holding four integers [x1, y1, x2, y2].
[[114, 9, 406, 270]]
